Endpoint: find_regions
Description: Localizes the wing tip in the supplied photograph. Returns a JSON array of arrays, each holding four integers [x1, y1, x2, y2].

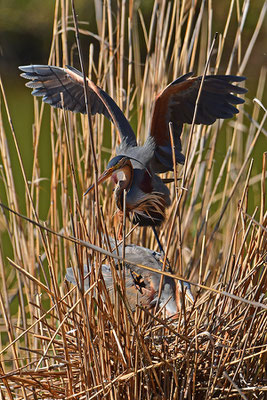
[[18, 65, 27, 72], [19, 65, 35, 79], [230, 75, 247, 82], [18, 65, 40, 73]]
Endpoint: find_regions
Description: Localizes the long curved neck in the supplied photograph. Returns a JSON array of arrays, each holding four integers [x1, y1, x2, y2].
[[114, 160, 133, 209], [120, 161, 134, 191]]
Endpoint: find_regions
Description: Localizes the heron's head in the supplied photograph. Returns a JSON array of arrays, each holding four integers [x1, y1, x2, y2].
[[84, 156, 132, 196], [106, 155, 132, 170]]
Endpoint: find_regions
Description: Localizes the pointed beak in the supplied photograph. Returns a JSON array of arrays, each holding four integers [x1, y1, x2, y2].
[[83, 167, 115, 196]]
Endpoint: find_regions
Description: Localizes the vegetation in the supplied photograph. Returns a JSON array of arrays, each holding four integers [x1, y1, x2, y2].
[[0, 0, 266, 398]]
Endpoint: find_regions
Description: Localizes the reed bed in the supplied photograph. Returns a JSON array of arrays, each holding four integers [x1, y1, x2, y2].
[[0, 0, 266, 398]]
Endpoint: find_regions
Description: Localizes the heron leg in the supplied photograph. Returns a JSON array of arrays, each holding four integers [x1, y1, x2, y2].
[[152, 226, 164, 253]]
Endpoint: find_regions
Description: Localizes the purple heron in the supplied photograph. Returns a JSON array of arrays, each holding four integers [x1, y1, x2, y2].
[[65, 238, 194, 316], [20, 65, 247, 241]]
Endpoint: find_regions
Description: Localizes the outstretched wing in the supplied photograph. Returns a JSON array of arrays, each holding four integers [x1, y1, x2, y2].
[[150, 73, 247, 173], [19, 65, 137, 146]]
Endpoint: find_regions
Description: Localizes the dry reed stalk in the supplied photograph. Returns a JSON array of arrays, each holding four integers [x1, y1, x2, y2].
[[0, 0, 266, 399]]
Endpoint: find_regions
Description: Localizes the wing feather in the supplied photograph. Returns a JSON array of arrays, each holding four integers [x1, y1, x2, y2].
[[19, 64, 137, 146], [150, 73, 247, 173]]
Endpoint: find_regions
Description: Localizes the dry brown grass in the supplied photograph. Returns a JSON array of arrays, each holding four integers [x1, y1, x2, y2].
[[0, 0, 266, 399]]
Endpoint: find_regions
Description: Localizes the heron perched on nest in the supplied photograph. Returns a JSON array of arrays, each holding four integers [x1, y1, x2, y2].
[[65, 238, 194, 316]]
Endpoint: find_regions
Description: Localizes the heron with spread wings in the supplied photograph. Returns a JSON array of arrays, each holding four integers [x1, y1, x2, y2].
[[20, 65, 247, 242]]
